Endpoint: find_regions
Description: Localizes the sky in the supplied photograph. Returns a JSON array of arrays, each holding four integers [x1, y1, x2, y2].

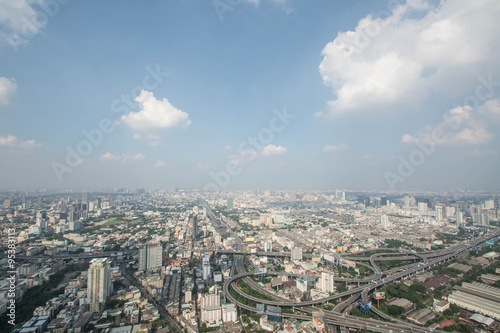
[[0, 0, 499, 191]]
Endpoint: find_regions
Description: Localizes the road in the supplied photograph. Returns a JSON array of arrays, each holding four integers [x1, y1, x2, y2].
[[120, 264, 183, 333]]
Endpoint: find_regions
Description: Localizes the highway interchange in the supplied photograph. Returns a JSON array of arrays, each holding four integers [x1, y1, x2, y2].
[[205, 199, 500, 333]]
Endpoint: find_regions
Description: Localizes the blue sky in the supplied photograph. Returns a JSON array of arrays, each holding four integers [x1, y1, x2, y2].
[[0, 0, 499, 191]]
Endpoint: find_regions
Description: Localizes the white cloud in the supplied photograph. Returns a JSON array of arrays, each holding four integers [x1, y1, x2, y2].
[[402, 98, 499, 145], [133, 134, 141, 139], [228, 144, 287, 166], [229, 150, 258, 166], [148, 141, 160, 147], [0, 77, 17, 105], [123, 153, 145, 161], [323, 143, 349, 152], [197, 162, 209, 169], [261, 144, 287, 156], [0, 0, 46, 49], [100, 153, 121, 161], [224, 145, 232, 151], [0, 135, 41, 149], [100, 153, 145, 162], [467, 149, 498, 157], [154, 159, 169, 167], [319, 0, 500, 116], [121, 90, 191, 130]]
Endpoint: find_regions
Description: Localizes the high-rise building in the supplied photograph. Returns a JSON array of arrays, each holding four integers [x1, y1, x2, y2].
[[193, 216, 198, 240], [436, 205, 444, 223], [381, 215, 389, 229], [227, 198, 233, 210], [291, 247, 303, 262], [203, 253, 211, 280], [381, 196, 388, 206], [317, 272, 335, 293], [471, 205, 482, 225], [456, 211, 464, 228], [139, 243, 163, 272], [480, 210, 490, 227], [418, 202, 428, 214], [87, 258, 112, 312], [36, 211, 47, 231], [214, 232, 222, 246], [200, 293, 221, 324], [484, 199, 495, 210], [264, 241, 273, 252]]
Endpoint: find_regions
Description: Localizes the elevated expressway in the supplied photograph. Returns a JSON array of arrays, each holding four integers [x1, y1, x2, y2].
[[222, 231, 499, 332]]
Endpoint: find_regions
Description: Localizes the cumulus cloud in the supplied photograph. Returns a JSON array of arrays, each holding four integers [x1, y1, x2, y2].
[[323, 143, 349, 152], [133, 134, 141, 139], [121, 90, 191, 130], [0, 77, 17, 105], [0, 0, 47, 49], [0, 135, 41, 149], [229, 144, 287, 166], [261, 144, 287, 156], [154, 159, 170, 167], [402, 98, 499, 145], [100, 153, 121, 161], [319, 0, 500, 116], [229, 150, 258, 166], [100, 153, 145, 162]]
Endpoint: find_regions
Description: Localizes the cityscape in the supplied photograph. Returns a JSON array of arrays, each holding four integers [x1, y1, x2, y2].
[[1, 1, 500, 333], [1, 189, 500, 332]]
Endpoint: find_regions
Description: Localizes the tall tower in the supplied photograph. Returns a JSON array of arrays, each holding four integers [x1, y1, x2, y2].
[[203, 253, 211, 280], [193, 216, 198, 240], [87, 258, 112, 312], [139, 243, 163, 272], [381, 215, 389, 229], [456, 211, 464, 228]]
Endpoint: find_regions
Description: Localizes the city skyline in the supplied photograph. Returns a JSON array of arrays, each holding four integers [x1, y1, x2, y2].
[[1, 0, 500, 191]]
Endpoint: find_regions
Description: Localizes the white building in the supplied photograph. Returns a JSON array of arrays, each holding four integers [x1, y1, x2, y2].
[[291, 247, 303, 262], [264, 241, 272, 252], [87, 258, 112, 312], [139, 243, 163, 272], [381, 215, 389, 229], [222, 303, 237, 323], [200, 293, 221, 325], [203, 253, 211, 280], [317, 272, 335, 293], [418, 202, 428, 214]]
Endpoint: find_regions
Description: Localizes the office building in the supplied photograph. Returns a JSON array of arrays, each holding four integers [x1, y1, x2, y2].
[[381, 215, 389, 229], [87, 258, 112, 312], [456, 211, 464, 228], [291, 247, 303, 262], [139, 243, 163, 272], [264, 241, 272, 252], [193, 216, 198, 240], [484, 199, 495, 210], [227, 198, 233, 210], [203, 253, 211, 280], [36, 211, 47, 231], [200, 293, 220, 325], [435, 205, 444, 223], [418, 202, 428, 214], [317, 272, 335, 293]]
